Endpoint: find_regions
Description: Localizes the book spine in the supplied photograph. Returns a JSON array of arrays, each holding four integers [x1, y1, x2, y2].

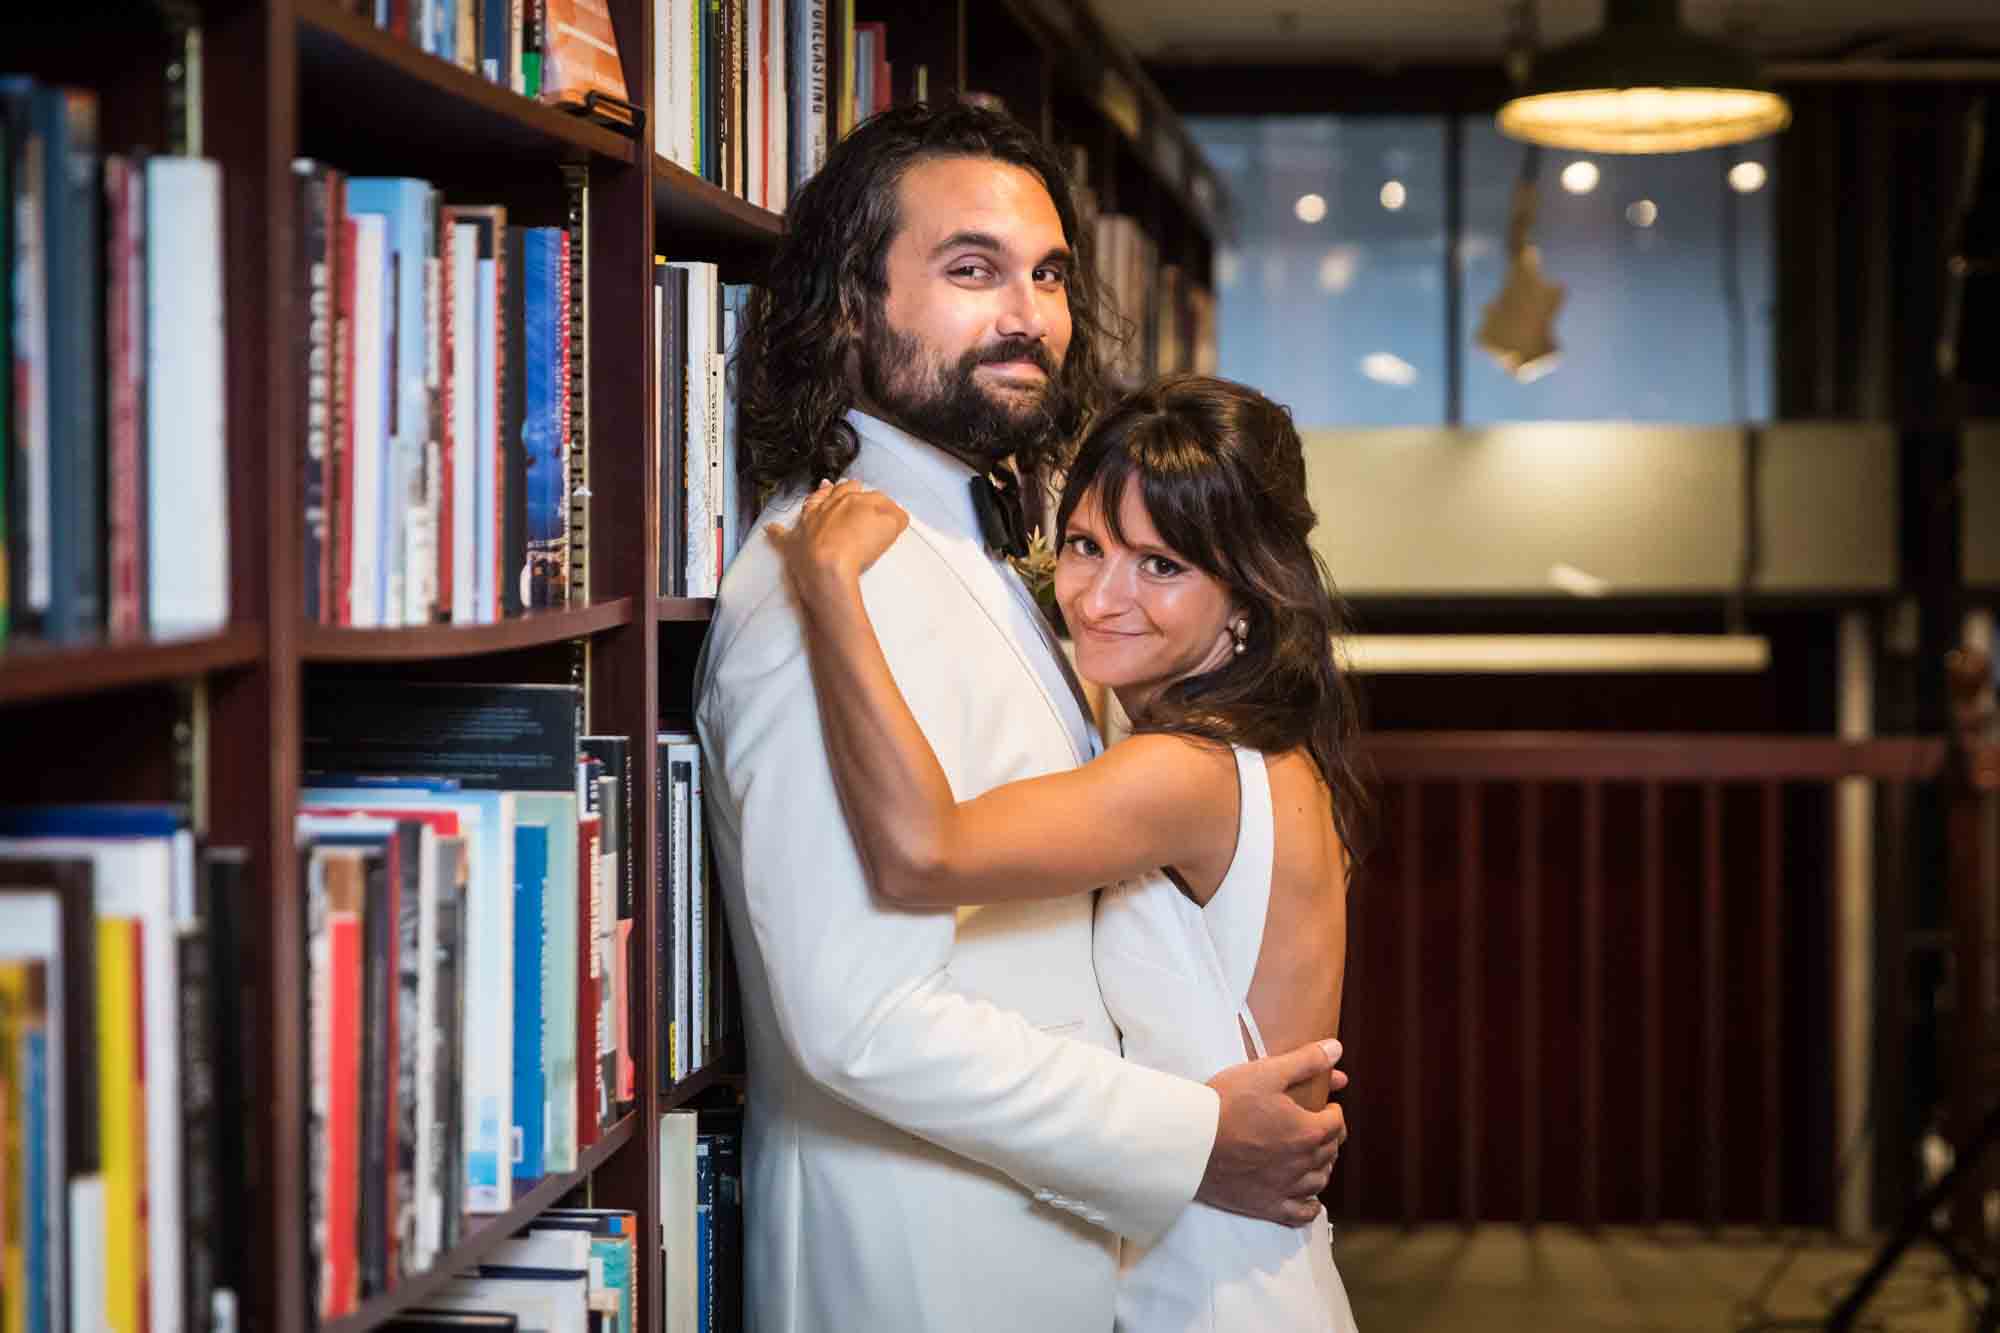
[[432, 842, 467, 1249], [97, 919, 144, 1333], [105, 155, 143, 639], [62, 90, 103, 639], [562, 168, 588, 609], [298, 162, 333, 625], [358, 847, 391, 1296], [332, 197, 355, 626], [511, 825, 547, 1180], [177, 922, 215, 1333], [200, 849, 249, 1326], [393, 830, 423, 1278], [576, 816, 601, 1148], [430, 197, 452, 624], [500, 230, 526, 618]]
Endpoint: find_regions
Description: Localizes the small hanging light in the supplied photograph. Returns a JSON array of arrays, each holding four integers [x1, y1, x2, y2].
[[1498, 0, 1790, 155]]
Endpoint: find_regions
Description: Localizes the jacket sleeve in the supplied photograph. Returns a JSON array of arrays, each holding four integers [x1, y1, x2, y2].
[[696, 555, 1220, 1244]]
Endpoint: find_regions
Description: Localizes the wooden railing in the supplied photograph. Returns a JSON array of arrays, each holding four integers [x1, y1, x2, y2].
[[1336, 722, 1993, 1232]]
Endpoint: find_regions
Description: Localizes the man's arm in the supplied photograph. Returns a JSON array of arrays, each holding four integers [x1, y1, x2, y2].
[[699, 561, 1343, 1239]]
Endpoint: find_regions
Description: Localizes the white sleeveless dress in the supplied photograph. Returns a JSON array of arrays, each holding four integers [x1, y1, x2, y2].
[[1094, 745, 1359, 1333]]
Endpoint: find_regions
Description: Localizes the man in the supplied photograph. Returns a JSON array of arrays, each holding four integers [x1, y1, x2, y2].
[[696, 103, 1348, 1332]]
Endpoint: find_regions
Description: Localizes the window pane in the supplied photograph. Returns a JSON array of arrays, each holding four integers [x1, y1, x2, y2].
[[1458, 115, 1777, 424], [1190, 116, 1449, 427]]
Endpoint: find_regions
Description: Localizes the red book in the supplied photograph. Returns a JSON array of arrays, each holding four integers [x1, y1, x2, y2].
[[325, 868, 364, 1318], [614, 914, 634, 1104], [104, 156, 144, 638], [577, 814, 602, 1146]]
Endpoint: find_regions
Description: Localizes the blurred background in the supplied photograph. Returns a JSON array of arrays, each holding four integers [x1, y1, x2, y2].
[[1082, 0, 2000, 1327]]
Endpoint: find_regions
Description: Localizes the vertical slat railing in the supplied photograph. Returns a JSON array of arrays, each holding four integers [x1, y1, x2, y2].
[[1761, 779, 1784, 1229], [1702, 781, 1725, 1229], [1641, 780, 1664, 1225], [1401, 782, 1423, 1227], [1520, 782, 1542, 1228], [1458, 781, 1483, 1226], [1581, 779, 1604, 1230]]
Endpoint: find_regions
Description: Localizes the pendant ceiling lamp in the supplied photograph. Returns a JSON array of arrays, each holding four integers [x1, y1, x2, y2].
[[1497, 0, 1790, 154]]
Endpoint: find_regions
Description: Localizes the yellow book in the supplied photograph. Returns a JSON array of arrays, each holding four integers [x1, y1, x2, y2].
[[0, 961, 26, 1333], [96, 920, 146, 1333], [838, 0, 855, 138]]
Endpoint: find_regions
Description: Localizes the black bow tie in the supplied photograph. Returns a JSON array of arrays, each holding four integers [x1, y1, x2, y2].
[[969, 472, 1029, 560]]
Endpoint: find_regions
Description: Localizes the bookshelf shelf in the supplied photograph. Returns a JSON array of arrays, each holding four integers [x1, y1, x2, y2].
[[296, 1, 640, 169], [655, 597, 717, 623], [661, 1062, 746, 1109], [651, 154, 785, 246], [0, 625, 265, 706], [322, 1112, 639, 1333], [299, 598, 637, 662]]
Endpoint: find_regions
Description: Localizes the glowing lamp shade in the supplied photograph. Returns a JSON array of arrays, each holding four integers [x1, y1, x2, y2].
[[1497, 0, 1790, 155]]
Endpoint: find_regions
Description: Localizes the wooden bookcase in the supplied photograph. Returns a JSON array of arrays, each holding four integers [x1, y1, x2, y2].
[[0, 2, 1219, 1330]]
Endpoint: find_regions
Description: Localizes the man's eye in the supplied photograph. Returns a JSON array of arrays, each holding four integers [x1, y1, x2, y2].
[[949, 263, 993, 280], [1035, 267, 1068, 285]]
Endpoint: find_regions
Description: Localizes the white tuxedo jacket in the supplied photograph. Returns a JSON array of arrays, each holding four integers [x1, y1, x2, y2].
[[694, 412, 1220, 1333]]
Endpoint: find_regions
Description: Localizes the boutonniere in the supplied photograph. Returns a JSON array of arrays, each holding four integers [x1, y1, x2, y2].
[[1008, 529, 1067, 637]]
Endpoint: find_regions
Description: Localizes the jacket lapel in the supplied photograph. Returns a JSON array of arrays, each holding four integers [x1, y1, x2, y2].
[[848, 449, 1094, 768]]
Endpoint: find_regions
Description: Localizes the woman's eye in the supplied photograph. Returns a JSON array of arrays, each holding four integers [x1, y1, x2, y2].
[[1063, 535, 1099, 557], [1142, 555, 1184, 577]]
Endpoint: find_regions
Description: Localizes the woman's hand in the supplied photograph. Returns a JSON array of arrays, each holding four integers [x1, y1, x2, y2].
[[769, 478, 911, 592]]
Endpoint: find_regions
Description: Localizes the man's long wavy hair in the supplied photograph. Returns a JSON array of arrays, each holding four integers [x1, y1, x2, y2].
[[1056, 375, 1375, 869], [737, 102, 1111, 501]]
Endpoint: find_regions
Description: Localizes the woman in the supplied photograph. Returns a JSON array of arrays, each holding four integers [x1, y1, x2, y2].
[[770, 374, 1368, 1332]]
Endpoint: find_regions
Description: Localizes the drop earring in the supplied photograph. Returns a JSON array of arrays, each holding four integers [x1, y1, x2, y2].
[[1231, 619, 1248, 655]]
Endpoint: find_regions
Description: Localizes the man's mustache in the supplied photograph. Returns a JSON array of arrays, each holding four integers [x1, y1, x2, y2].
[[967, 339, 1058, 377]]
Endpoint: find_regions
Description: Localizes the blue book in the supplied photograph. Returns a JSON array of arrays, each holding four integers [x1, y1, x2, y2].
[[511, 821, 549, 1181], [24, 1025, 49, 1333], [481, 0, 509, 83], [520, 228, 566, 610], [346, 178, 437, 626], [0, 82, 100, 641], [694, 1136, 713, 1332], [0, 804, 185, 838]]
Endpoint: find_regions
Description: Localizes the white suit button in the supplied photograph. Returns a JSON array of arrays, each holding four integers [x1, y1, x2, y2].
[[1032, 1189, 1054, 1204]]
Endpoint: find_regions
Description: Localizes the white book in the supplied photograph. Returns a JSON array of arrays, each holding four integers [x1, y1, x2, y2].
[[3, 832, 189, 1333], [302, 789, 514, 1214], [474, 256, 498, 624], [144, 157, 229, 637], [15, 132, 51, 614], [487, 1227, 592, 1272], [679, 0, 700, 172], [667, 263, 716, 596], [450, 223, 478, 624], [766, 0, 789, 214], [68, 1177, 104, 1333], [658, 1111, 699, 1333], [652, 0, 671, 165], [788, 0, 827, 192], [747, 0, 765, 207], [348, 216, 388, 628], [433, 1273, 588, 1333]]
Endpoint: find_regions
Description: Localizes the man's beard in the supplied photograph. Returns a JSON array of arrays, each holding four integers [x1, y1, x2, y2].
[[859, 304, 1076, 473]]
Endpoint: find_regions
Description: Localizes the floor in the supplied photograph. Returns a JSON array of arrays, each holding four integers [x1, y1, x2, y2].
[[1333, 1225, 1985, 1332]]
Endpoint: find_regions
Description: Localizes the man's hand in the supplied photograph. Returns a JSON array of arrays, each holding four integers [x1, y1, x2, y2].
[[1196, 1038, 1349, 1227]]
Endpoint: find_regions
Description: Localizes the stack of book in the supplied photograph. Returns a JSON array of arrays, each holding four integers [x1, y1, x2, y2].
[[653, 0, 822, 211], [655, 731, 733, 1085], [0, 809, 250, 1333], [299, 682, 636, 1320], [1093, 212, 1159, 390], [658, 1110, 743, 1333], [654, 262, 752, 599], [390, 1207, 639, 1333], [336, 0, 633, 118], [294, 163, 593, 627], [1, 80, 230, 647]]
